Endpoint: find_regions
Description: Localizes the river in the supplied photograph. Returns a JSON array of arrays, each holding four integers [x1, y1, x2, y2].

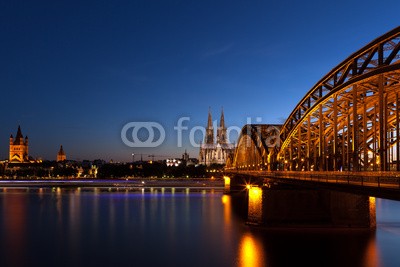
[[0, 187, 399, 267]]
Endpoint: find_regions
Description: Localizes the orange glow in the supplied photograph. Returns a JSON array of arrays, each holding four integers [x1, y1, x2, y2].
[[224, 176, 231, 191], [246, 184, 251, 190], [248, 186, 263, 224], [249, 186, 261, 198], [222, 195, 229, 204], [369, 197, 376, 228], [238, 233, 265, 267], [3, 193, 27, 266], [363, 234, 380, 267]]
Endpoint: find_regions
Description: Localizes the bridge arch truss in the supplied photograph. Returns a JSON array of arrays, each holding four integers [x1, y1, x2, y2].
[[279, 26, 400, 172], [229, 124, 281, 171]]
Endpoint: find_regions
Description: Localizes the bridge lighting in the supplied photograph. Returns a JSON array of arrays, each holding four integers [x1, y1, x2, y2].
[[223, 176, 231, 191], [249, 186, 261, 198], [247, 186, 263, 224]]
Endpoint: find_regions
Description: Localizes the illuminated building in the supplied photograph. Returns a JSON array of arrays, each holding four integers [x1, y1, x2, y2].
[[199, 108, 235, 165], [166, 158, 182, 167], [57, 145, 66, 162], [9, 126, 29, 163]]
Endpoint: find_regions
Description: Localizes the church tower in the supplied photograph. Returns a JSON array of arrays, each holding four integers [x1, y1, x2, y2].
[[9, 126, 29, 163], [57, 145, 66, 162], [217, 108, 227, 144], [205, 107, 214, 144]]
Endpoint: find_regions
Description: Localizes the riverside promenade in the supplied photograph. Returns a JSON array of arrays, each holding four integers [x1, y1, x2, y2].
[[0, 178, 224, 189]]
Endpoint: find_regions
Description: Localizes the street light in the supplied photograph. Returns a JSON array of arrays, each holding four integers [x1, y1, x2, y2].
[[132, 153, 135, 163]]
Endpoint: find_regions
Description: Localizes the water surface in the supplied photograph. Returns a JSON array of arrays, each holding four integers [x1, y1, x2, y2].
[[0, 188, 399, 267]]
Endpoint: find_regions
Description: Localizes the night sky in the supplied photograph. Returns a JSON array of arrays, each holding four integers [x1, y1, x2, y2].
[[1, 0, 399, 162]]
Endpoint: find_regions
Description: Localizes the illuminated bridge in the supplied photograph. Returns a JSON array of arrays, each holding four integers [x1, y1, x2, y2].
[[225, 26, 400, 202]]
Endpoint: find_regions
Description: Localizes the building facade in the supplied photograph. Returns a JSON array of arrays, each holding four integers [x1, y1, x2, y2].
[[199, 109, 235, 165], [9, 126, 29, 163]]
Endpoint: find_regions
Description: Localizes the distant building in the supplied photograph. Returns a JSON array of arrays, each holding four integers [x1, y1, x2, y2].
[[57, 145, 66, 162], [181, 150, 199, 166], [199, 109, 235, 165], [182, 150, 189, 162], [166, 158, 182, 167], [9, 126, 29, 163]]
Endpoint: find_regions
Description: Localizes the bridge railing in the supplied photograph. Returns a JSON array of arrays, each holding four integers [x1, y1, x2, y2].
[[225, 170, 400, 189]]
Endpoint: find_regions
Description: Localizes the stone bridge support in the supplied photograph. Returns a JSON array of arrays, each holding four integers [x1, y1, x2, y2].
[[246, 185, 376, 228]]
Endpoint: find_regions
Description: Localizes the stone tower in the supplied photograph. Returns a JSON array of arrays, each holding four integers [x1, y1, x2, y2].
[[9, 126, 29, 163], [57, 145, 66, 162], [217, 108, 227, 144], [205, 107, 214, 144]]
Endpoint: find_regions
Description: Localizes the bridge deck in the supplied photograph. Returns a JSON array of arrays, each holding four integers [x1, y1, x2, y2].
[[225, 171, 400, 200]]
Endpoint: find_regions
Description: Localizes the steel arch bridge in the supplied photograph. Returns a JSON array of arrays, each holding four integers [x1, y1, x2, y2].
[[227, 124, 281, 171], [230, 26, 400, 173]]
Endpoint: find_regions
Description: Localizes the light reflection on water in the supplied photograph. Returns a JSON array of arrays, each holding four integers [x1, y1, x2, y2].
[[238, 233, 265, 267], [0, 188, 399, 267]]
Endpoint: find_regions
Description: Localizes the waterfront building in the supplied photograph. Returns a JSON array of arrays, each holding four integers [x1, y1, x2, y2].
[[9, 126, 29, 163], [166, 158, 182, 167], [199, 109, 235, 165], [57, 145, 66, 162]]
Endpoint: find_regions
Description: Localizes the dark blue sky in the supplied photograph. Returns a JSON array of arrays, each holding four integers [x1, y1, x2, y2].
[[1, 0, 399, 161]]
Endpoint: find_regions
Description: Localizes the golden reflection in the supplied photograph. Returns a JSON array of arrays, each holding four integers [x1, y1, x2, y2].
[[238, 233, 265, 267], [224, 176, 231, 191], [369, 197, 376, 228], [222, 195, 229, 204], [222, 195, 231, 226], [248, 186, 263, 223], [363, 233, 381, 267], [38, 188, 43, 197], [2, 193, 27, 266]]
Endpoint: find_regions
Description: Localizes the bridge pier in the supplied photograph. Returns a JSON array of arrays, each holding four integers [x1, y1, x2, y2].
[[223, 176, 231, 194], [246, 185, 376, 228]]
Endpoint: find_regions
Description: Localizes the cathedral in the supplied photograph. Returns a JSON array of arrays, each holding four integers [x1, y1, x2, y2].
[[199, 109, 235, 165], [9, 126, 29, 163]]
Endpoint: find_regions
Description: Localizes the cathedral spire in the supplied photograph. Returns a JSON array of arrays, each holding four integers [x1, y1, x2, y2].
[[217, 108, 227, 144], [205, 107, 214, 144], [219, 107, 225, 128], [207, 107, 213, 129]]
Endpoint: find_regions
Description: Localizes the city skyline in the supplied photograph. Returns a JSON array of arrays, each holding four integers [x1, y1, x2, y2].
[[1, 0, 399, 161]]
